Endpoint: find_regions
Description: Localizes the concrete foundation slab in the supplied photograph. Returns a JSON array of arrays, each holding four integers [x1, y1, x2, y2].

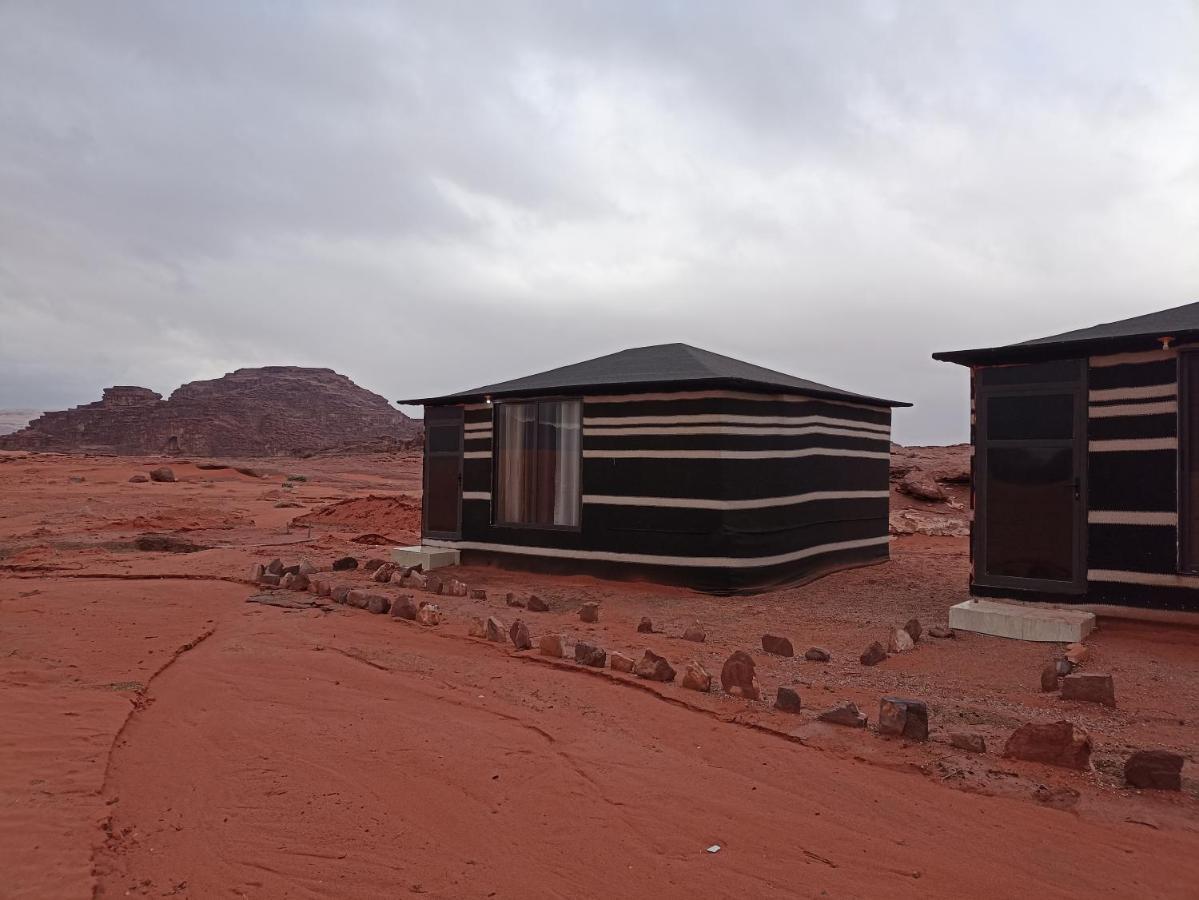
[[391, 545, 461, 571], [949, 599, 1096, 643]]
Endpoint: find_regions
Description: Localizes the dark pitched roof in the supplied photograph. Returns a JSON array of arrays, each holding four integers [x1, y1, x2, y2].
[[934, 301, 1199, 365], [400, 343, 909, 407]]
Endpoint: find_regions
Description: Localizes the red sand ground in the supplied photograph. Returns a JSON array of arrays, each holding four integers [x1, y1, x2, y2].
[[1, 450, 1197, 898]]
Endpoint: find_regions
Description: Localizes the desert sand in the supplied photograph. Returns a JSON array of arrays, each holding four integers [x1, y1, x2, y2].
[[1, 451, 1197, 898]]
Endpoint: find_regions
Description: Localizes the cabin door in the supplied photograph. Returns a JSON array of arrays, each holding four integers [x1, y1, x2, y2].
[[974, 360, 1087, 594], [422, 406, 464, 540]]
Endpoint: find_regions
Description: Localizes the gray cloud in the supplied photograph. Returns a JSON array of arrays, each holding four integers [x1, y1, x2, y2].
[[1, 1, 1196, 441]]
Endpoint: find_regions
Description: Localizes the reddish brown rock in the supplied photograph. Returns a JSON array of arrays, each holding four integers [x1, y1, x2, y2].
[[365, 594, 391, 615], [574, 642, 607, 668], [0, 368, 420, 454], [927, 625, 954, 639], [505, 592, 525, 608], [371, 563, 395, 583], [682, 622, 706, 643], [804, 647, 831, 662], [330, 584, 351, 603], [265, 558, 284, 576], [610, 652, 635, 673], [903, 618, 922, 642], [445, 579, 469, 598], [1124, 750, 1183, 791], [950, 733, 986, 753], [538, 633, 567, 658], [331, 556, 358, 571], [390, 595, 419, 620], [636, 616, 654, 633], [775, 687, 802, 713], [1003, 721, 1093, 770], [878, 697, 929, 741], [579, 602, 600, 623], [298, 559, 318, 576], [469, 589, 487, 600], [149, 466, 175, 483], [1060, 673, 1116, 707], [818, 702, 867, 728], [761, 634, 794, 657], [898, 472, 948, 503], [1040, 664, 1059, 692], [259, 573, 281, 587], [681, 661, 712, 692], [402, 571, 427, 590], [289, 573, 310, 592], [363, 558, 387, 573], [1065, 643, 1089, 665], [128, 474, 149, 483], [509, 620, 532, 651], [485, 616, 506, 643], [417, 604, 442, 626], [468, 617, 487, 638], [860, 642, 888, 666], [526, 595, 549, 612], [719, 651, 760, 701], [251, 563, 265, 582], [633, 650, 675, 682]]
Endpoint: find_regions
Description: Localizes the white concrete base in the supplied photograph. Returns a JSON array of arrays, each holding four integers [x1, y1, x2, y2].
[[391, 545, 460, 571], [949, 598, 1096, 643]]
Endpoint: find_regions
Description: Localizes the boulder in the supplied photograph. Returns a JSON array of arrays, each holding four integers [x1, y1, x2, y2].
[[330, 584, 351, 603], [539, 633, 567, 658], [636, 616, 654, 634], [402, 571, 428, 590], [903, 618, 922, 642], [878, 697, 929, 741], [469, 589, 487, 600], [927, 625, 954, 639], [761, 634, 794, 657], [128, 474, 149, 483], [1003, 721, 1093, 770], [390, 595, 419, 620], [332, 556, 359, 571], [949, 733, 986, 753], [888, 628, 915, 653], [149, 466, 176, 483], [775, 687, 803, 713], [1040, 664, 1060, 692], [898, 472, 947, 503], [509, 620, 533, 651], [1060, 673, 1116, 707], [527, 595, 549, 612], [365, 594, 391, 615], [682, 622, 706, 643], [681, 661, 712, 692], [860, 642, 888, 666], [610, 652, 635, 673], [426, 575, 445, 595], [804, 647, 831, 662], [574, 641, 607, 668], [818, 702, 867, 728], [633, 650, 676, 682], [485, 616, 506, 643], [505, 592, 525, 608], [266, 558, 284, 575], [1124, 750, 1183, 791], [345, 590, 370, 609], [417, 604, 442, 626], [579, 601, 600, 623], [719, 651, 760, 701], [363, 558, 387, 572]]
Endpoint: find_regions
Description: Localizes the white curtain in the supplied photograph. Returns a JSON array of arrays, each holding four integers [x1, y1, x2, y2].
[[496, 399, 581, 527], [552, 401, 581, 526]]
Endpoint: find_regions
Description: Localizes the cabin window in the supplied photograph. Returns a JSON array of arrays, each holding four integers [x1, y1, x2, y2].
[[495, 399, 582, 528], [1181, 353, 1199, 571]]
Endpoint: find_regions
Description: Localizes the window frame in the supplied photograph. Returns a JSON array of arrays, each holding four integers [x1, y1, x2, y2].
[[490, 396, 584, 532]]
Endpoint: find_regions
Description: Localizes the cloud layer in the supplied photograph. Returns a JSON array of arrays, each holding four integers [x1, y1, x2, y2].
[[1, 1, 1196, 442]]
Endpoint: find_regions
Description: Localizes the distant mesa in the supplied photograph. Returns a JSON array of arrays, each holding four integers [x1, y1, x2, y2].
[[0, 366, 420, 456]]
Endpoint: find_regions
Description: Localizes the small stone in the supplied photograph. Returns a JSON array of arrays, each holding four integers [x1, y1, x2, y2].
[[469, 589, 487, 600], [403, 571, 428, 590], [309, 578, 326, 596], [719, 650, 760, 701], [485, 616, 506, 642], [363, 558, 387, 572], [888, 628, 915, 653], [425, 574, 444, 594], [1003, 721, 1092, 770], [281, 565, 301, 577], [280, 573, 296, 590], [950, 733, 986, 754], [298, 559, 318, 576], [878, 697, 929, 741], [761, 634, 794, 657], [927, 625, 954, 639], [330, 584, 351, 603], [633, 650, 675, 682], [526, 595, 549, 612], [681, 661, 712, 692], [259, 573, 281, 587], [331, 556, 359, 571], [1060, 673, 1116, 707], [538, 633, 567, 658], [371, 564, 395, 583], [1040, 664, 1059, 692], [251, 563, 265, 582], [345, 589, 371, 609], [366, 594, 391, 615], [1124, 750, 1183, 791], [1065, 643, 1089, 665], [149, 466, 175, 483], [636, 616, 654, 634], [505, 592, 525, 608], [804, 647, 831, 662], [610, 652, 635, 673], [266, 559, 284, 576], [903, 618, 922, 642], [682, 622, 706, 643], [417, 604, 442, 626], [390, 595, 419, 620], [860, 641, 888, 666], [775, 687, 803, 713], [818, 702, 867, 728], [574, 641, 607, 667], [509, 620, 532, 650], [468, 617, 487, 638], [128, 474, 149, 483], [579, 602, 600, 623], [290, 573, 310, 592], [446, 579, 469, 597], [1054, 658, 1074, 676]]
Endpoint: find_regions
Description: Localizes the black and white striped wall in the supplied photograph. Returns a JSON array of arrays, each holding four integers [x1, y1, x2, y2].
[[426, 389, 895, 593]]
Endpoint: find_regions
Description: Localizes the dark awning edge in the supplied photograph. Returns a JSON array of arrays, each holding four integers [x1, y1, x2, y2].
[[933, 329, 1197, 367]]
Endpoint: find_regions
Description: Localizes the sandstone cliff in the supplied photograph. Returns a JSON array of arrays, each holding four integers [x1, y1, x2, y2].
[[0, 367, 419, 456]]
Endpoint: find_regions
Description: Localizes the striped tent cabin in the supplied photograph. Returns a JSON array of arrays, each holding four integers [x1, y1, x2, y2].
[[935, 301, 1199, 612], [401, 343, 909, 594]]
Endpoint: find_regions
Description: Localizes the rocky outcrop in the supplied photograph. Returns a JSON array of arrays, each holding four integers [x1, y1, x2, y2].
[[0, 367, 419, 456]]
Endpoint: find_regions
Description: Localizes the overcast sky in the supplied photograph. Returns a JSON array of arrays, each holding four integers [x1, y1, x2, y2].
[[1, 2, 1196, 443]]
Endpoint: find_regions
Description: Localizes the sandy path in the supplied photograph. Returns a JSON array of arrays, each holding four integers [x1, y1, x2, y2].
[[92, 601, 1199, 899]]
